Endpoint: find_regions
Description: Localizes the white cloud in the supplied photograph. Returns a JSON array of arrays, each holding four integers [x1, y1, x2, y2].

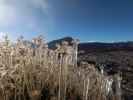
[[0, 0, 48, 27], [0, 32, 7, 41], [0, 1, 16, 26]]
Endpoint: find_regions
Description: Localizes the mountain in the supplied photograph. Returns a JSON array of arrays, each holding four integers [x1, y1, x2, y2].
[[48, 37, 133, 52], [48, 37, 73, 49], [79, 42, 133, 53], [48, 37, 133, 100]]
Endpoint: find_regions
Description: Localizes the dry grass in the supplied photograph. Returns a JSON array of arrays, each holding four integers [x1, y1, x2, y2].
[[0, 35, 121, 100]]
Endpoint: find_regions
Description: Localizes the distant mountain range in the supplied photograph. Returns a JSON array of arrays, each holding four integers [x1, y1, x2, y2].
[[48, 36, 133, 53]]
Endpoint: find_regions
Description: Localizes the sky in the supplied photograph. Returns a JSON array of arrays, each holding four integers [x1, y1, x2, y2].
[[0, 0, 133, 42]]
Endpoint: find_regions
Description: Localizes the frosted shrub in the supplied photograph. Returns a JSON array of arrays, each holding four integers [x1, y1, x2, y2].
[[0, 35, 121, 100]]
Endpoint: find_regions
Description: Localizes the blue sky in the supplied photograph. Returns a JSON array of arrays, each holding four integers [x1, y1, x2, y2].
[[0, 0, 133, 42]]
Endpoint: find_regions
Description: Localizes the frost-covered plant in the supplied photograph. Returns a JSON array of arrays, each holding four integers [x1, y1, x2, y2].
[[0, 35, 121, 100]]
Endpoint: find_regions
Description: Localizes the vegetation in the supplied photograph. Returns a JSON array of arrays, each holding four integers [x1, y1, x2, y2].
[[0, 35, 122, 100]]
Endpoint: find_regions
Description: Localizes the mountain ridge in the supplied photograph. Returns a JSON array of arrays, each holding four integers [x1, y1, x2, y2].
[[48, 37, 133, 52]]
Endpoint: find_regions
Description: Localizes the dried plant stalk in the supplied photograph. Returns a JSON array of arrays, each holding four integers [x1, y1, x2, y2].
[[0, 35, 122, 100]]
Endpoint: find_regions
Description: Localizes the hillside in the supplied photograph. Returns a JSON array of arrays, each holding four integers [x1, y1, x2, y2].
[[48, 37, 133, 100]]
